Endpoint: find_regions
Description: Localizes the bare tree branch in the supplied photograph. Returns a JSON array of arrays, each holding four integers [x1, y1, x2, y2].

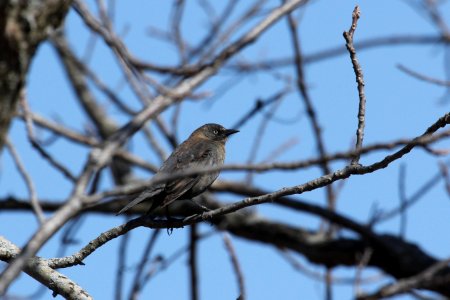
[[0, 236, 92, 299]]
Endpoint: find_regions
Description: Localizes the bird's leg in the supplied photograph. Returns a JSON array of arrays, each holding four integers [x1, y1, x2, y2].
[[180, 200, 213, 224], [191, 199, 216, 226], [145, 202, 158, 220], [188, 199, 211, 212]]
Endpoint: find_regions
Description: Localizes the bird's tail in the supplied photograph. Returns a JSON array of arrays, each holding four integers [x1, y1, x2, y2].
[[116, 188, 163, 215]]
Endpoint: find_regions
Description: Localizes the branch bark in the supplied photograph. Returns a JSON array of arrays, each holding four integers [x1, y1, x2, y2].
[[0, 236, 91, 299]]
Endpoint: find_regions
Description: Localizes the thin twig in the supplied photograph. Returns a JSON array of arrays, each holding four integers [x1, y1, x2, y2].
[[280, 250, 382, 285], [189, 224, 199, 300], [372, 160, 450, 224], [439, 161, 450, 198], [51, 32, 137, 115], [188, 0, 238, 60], [260, 137, 299, 163], [343, 6, 367, 165], [245, 94, 283, 184], [222, 233, 246, 300], [229, 35, 444, 73], [115, 225, 130, 300], [73, 0, 154, 104], [354, 248, 373, 297], [398, 64, 450, 87], [325, 268, 333, 300], [20, 97, 76, 182], [18, 111, 158, 173], [197, 0, 268, 64], [5, 138, 45, 224], [357, 257, 450, 300], [398, 164, 407, 238], [141, 125, 167, 162], [17, 111, 99, 147], [171, 0, 187, 64], [129, 229, 161, 300], [232, 87, 290, 129]]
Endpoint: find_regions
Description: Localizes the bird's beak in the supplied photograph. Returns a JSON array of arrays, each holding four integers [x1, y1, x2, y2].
[[224, 129, 239, 136]]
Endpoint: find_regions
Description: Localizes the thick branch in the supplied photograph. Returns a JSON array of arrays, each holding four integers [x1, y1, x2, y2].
[[0, 236, 91, 299]]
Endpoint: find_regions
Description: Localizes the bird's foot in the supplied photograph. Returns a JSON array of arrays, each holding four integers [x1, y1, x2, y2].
[[201, 211, 212, 221], [165, 216, 175, 235]]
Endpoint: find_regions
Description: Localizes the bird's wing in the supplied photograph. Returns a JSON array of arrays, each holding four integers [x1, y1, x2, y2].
[[159, 141, 213, 208], [116, 186, 164, 215]]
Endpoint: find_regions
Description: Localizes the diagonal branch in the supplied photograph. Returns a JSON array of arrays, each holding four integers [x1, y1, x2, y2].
[[4, 138, 44, 224]]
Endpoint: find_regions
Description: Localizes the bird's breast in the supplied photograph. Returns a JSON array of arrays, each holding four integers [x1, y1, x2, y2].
[[187, 143, 224, 197]]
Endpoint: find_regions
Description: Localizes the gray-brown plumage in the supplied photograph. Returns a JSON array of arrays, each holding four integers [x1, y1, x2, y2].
[[117, 123, 238, 215]]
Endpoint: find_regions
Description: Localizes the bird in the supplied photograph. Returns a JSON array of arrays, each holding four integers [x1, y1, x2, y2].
[[116, 123, 238, 216]]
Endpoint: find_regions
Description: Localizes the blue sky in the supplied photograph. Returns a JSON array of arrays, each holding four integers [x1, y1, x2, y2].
[[1, 0, 450, 299]]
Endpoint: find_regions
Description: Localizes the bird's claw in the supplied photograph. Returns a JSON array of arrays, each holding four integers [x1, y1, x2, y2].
[[201, 211, 211, 221]]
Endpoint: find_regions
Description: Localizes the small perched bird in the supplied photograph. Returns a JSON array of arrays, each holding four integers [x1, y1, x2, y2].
[[117, 123, 238, 216]]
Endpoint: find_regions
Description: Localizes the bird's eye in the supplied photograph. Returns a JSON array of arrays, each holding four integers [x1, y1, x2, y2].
[[213, 130, 219, 135]]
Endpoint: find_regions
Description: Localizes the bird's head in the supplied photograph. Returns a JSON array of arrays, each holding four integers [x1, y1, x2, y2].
[[192, 123, 239, 142]]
